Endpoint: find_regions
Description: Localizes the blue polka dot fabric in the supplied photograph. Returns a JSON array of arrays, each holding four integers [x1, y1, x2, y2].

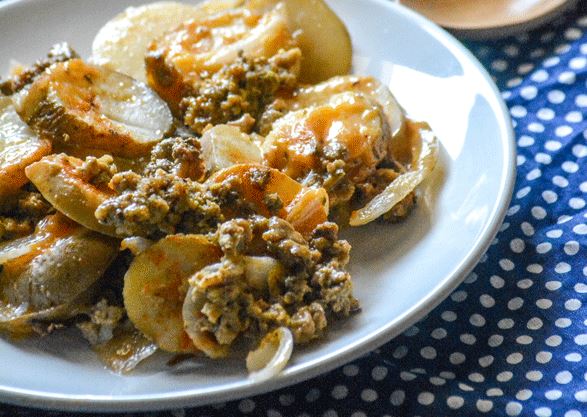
[[3, 3, 587, 417]]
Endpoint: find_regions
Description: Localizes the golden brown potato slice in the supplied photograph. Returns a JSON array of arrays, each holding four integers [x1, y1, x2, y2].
[[145, 3, 296, 114], [0, 97, 51, 198], [13, 59, 173, 158], [26, 154, 118, 237], [91, 0, 242, 83], [210, 164, 328, 236], [246, 0, 352, 83], [0, 213, 118, 334], [123, 234, 222, 353]]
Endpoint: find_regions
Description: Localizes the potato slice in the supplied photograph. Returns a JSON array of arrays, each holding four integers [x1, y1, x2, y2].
[[200, 125, 262, 174], [247, 0, 352, 83], [13, 59, 173, 158], [91, 0, 242, 83], [145, 3, 296, 114], [0, 213, 118, 334], [0, 97, 51, 198], [123, 234, 222, 353], [210, 164, 328, 235], [26, 154, 118, 237]]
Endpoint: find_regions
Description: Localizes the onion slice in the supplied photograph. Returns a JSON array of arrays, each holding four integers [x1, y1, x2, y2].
[[246, 327, 293, 382], [349, 121, 438, 226]]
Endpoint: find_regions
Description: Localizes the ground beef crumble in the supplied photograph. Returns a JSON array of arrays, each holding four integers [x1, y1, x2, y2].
[[0, 189, 53, 241], [186, 216, 358, 350], [181, 49, 300, 135]]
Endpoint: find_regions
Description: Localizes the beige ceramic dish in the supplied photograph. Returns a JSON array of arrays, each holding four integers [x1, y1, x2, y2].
[[401, 0, 579, 39]]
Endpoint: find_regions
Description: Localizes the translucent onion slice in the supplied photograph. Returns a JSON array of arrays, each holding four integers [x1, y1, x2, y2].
[[246, 327, 293, 382], [94, 325, 158, 374], [349, 121, 438, 226], [200, 125, 262, 174]]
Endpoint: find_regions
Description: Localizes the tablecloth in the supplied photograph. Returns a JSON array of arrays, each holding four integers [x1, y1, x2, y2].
[[3, 1, 587, 416]]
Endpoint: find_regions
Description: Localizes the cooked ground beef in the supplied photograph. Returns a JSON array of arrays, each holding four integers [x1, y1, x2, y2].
[[144, 136, 205, 181], [187, 216, 358, 348], [0, 43, 79, 96], [75, 155, 117, 186], [0, 189, 53, 241], [181, 49, 300, 135], [77, 298, 126, 346]]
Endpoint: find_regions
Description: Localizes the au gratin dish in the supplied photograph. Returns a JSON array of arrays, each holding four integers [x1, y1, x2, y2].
[[0, 0, 438, 379]]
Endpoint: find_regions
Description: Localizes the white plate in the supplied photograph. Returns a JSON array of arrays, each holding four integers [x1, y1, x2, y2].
[[0, 0, 515, 411]]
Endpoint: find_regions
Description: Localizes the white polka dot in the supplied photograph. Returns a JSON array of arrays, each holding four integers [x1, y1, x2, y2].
[[389, 390, 405, 406], [430, 328, 447, 339], [556, 371, 573, 384], [537, 108, 555, 120], [544, 56, 560, 67], [361, 389, 378, 402], [556, 318, 572, 328], [476, 399, 493, 413], [510, 105, 527, 118], [527, 263, 544, 274], [553, 175, 569, 187], [536, 298, 553, 309], [527, 317, 543, 330], [573, 224, 587, 235], [518, 135, 534, 147], [441, 311, 457, 322], [566, 353, 582, 362], [558, 71, 576, 84], [558, 215, 573, 224], [517, 335, 533, 345], [506, 401, 523, 416], [420, 346, 436, 360], [546, 281, 562, 290], [517, 155, 526, 166], [574, 334, 587, 345], [503, 44, 519, 56], [451, 290, 468, 302], [536, 351, 553, 364], [542, 190, 558, 203], [573, 144, 587, 158], [479, 355, 494, 367], [507, 77, 523, 88], [527, 370, 543, 381], [516, 186, 531, 198], [507, 352, 523, 364], [518, 63, 534, 74], [490, 275, 505, 288], [566, 27, 583, 39], [565, 410, 583, 417], [575, 390, 587, 402], [545, 140, 562, 151], [499, 259, 515, 271], [576, 94, 587, 108], [532, 69, 549, 82], [546, 229, 563, 238], [566, 110, 583, 122], [546, 335, 562, 347], [556, 125, 573, 137], [450, 352, 466, 365], [536, 407, 553, 417], [497, 371, 513, 382], [446, 396, 464, 409], [278, 395, 294, 406], [516, 389, 532, 400], [570, 56, 587, 69], [548, 90, 566, 104], [470, 314, 486, 327], [556, 262, 572, 273], [565, 299, 582, 311], [460, 334, 476, 345], [440, 371, 455, 380], [517, 278, 533, 289], [487, 388, 503, 397], [535, 152, 552, 164], [526, 168, 542, 180], [581, 181, 587, 192], [392, 345, 408, 359], [520, 85, 537, 99], [556, 43, 571, 54], [489, 334, 504, 347], [343, 365, 359, 376], [575, 283, 587, 293], [429, 376, 445, 386], [305, 388, 320, 402], [528, 122, 545, 132], [532, 206, 547, 219], [545, 390, 562, 400], [238, 399, 256, 413], [499, 318, 515, 329], [562, 161, 579, 173], [564, 241, 580, 255], [508, 297, 524, 310], [480, 294, 495, 308], [267, 409, 282, 417], [491, 59, 508, 71], [350, 412, 366, 417], [403, 325, 419, 336]]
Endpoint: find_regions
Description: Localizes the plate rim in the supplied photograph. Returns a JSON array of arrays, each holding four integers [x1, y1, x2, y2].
[[0, 0, 516, 411]]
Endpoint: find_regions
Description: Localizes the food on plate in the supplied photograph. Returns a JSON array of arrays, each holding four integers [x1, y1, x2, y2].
[[0, 0, 438, 378], [13, 59, 173, 157]]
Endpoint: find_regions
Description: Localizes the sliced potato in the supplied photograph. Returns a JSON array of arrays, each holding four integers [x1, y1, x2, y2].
[[13, 59, 173, 158], [0, 213, 118, 334], [0, 97, 51, 198], [91, 0, 242, 83], [145, 3, 296, 113], [247, 0, 352, 83], [200, 125, 262, 174], [94, 325, 158, 374], [123, 234, 222, 353], [26, 154, 117, 237], [210, 164, 328, 235]]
